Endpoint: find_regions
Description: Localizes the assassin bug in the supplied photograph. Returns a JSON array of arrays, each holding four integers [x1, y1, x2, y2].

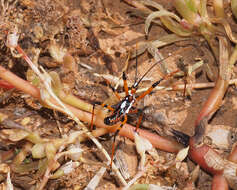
[[91, 53, 178, 167]]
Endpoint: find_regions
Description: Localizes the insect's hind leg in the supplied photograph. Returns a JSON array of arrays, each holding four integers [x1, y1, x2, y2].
[[110, 115, 127, 167], [110, 129, 120, 168]]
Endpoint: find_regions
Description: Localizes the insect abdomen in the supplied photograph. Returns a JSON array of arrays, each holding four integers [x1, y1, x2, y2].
[[104, 114, 121, 125]]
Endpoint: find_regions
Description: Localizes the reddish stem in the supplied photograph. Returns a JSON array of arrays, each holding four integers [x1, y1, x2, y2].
[[189, 137, 223, 175], [0, 79, 15, 89], [0, 66, 182, 153], [195, 77, 228, 125], [66, 103, 183, 153], [0, 66, 40, 98], [212, 175, 229, 190], [189, 76, 229, 175]]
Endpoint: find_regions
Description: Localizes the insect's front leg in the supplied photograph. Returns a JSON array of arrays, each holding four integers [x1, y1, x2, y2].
[[90, 102, 115, 130]]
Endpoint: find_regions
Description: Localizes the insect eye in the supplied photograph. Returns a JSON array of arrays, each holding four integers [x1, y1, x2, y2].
[[104, 117, 111, 125]]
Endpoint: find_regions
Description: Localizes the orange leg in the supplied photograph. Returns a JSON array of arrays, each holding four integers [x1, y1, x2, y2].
[[101, 103, 115, 112], [131, 86, 137, 95], [122, 72, 129, 96], [136, 113, 143, 132], [90, 103, 115, 131], [136, 78, 164, 101], [128, 108, 143, 131], [136, 69, 180, 101], [124, 107, 143, 131], [110, 115, 127, 167]]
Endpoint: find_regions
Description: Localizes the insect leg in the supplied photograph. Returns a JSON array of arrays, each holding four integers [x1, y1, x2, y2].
[[103, 77, 121, 100], [136, 78, 164, 101], [110, 115, 127, 167], [101, 103, 115, 112], [90, 102, 115, 131], [122, 72, 129, 96], [136, 69, 180, 101], [128, 108, 144, 131], [110, 129, 120, 168], [136, 110, 144, 132]]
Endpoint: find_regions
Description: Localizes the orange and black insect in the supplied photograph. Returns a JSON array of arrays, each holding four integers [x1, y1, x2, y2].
[[91, 54, 177, 166]]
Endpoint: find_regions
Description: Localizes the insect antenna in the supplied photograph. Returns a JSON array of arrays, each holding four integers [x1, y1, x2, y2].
[[134, 44, 138, 84], [132, 54, 172, 90]]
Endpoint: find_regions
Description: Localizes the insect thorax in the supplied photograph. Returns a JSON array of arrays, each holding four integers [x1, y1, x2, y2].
[[104, 95, 135, 125]]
